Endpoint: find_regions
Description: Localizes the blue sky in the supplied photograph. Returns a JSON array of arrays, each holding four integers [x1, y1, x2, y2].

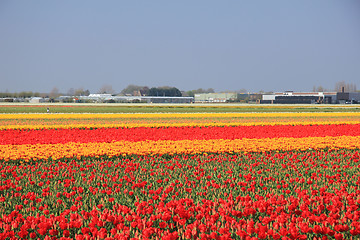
[[0, 1, 359, 93]]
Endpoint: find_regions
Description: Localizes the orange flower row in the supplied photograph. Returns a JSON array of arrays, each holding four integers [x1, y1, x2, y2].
[[1, 136, 359, 161], [2, 120, 360, 130], [1, 112, 360, 119], [1, 112, 360, 130]]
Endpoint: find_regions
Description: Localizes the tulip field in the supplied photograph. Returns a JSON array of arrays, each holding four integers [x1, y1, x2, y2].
[[1, 105, 360, 240]]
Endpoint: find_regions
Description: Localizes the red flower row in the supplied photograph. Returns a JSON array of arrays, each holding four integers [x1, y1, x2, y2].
[[1, 124, 360, 145], [0, 150, 360, 239]]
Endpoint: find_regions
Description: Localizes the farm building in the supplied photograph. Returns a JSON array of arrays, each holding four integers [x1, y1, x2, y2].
[[261, 90, 360, 104], [261, 91, 338, 104], [75, 95, 194, 103], [138, 96, 194, 103], [29, 97, 45, 103], [336, 92, 360, 104], [194, 93, 238, 103]]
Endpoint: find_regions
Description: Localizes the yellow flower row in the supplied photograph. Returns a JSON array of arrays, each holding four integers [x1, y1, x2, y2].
[[118, 104, 359, 109], [1, 112, 360, 120], [1, 121, 360, 130], [1, 136, 359, 161]]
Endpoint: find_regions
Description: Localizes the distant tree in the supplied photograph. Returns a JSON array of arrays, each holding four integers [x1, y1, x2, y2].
[[98, 84, 115, 95], [49, 87, 60, 98], [18, 91, 34, 98], [74, 88, 90, 96], [207, 88, 215, 93], [184, 88, 215, 97], [121, 85, 149, 96], [334, 81, 357, 92], [148, 86, 182, 97], [74, 88, 84, 96], [183, 91, 193, 97], [193, 88, 215, 93], [312, 85, 327, 92], [148, 88, 158, 96], [237, 88, 248, 94], [0, 92, 15, 98], [1, 90, 13, 98], [67, 88, 75, 96], [317, 86, 324, 92]]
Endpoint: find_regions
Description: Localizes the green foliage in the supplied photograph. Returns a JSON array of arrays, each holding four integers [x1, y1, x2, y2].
[[148, 87, 182, 97]]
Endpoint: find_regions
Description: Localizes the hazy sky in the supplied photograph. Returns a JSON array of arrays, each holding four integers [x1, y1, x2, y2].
[[1, 1, 359, 94]]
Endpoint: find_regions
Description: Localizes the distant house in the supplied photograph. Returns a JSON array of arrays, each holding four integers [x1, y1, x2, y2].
[[261, 91, 340, 104], [29, 97, 44, 103], [0, 98, 14, 102], [194, 93, 237, 103], [337, 91, 360, 104], [87, 94, 112, 99]]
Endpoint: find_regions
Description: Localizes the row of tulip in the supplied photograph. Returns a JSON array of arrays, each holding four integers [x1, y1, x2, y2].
[[1, 136, 360, 161], [3, 104, 358, 109], [1, 112, 360, 120], [2, 120, 360, 130], [0, 150, 359, 239], [2, 112, 360, 131], [1, 124, 360, 145], [1, 121, 360, 161]]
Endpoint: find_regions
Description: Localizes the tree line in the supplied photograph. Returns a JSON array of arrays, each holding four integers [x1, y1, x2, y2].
[[120, 85, 215, 97], [1, 81, 357, 99], [313, 81, 357, 92], [121, 85, 182, 97], [0, 91, 43, 98]]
